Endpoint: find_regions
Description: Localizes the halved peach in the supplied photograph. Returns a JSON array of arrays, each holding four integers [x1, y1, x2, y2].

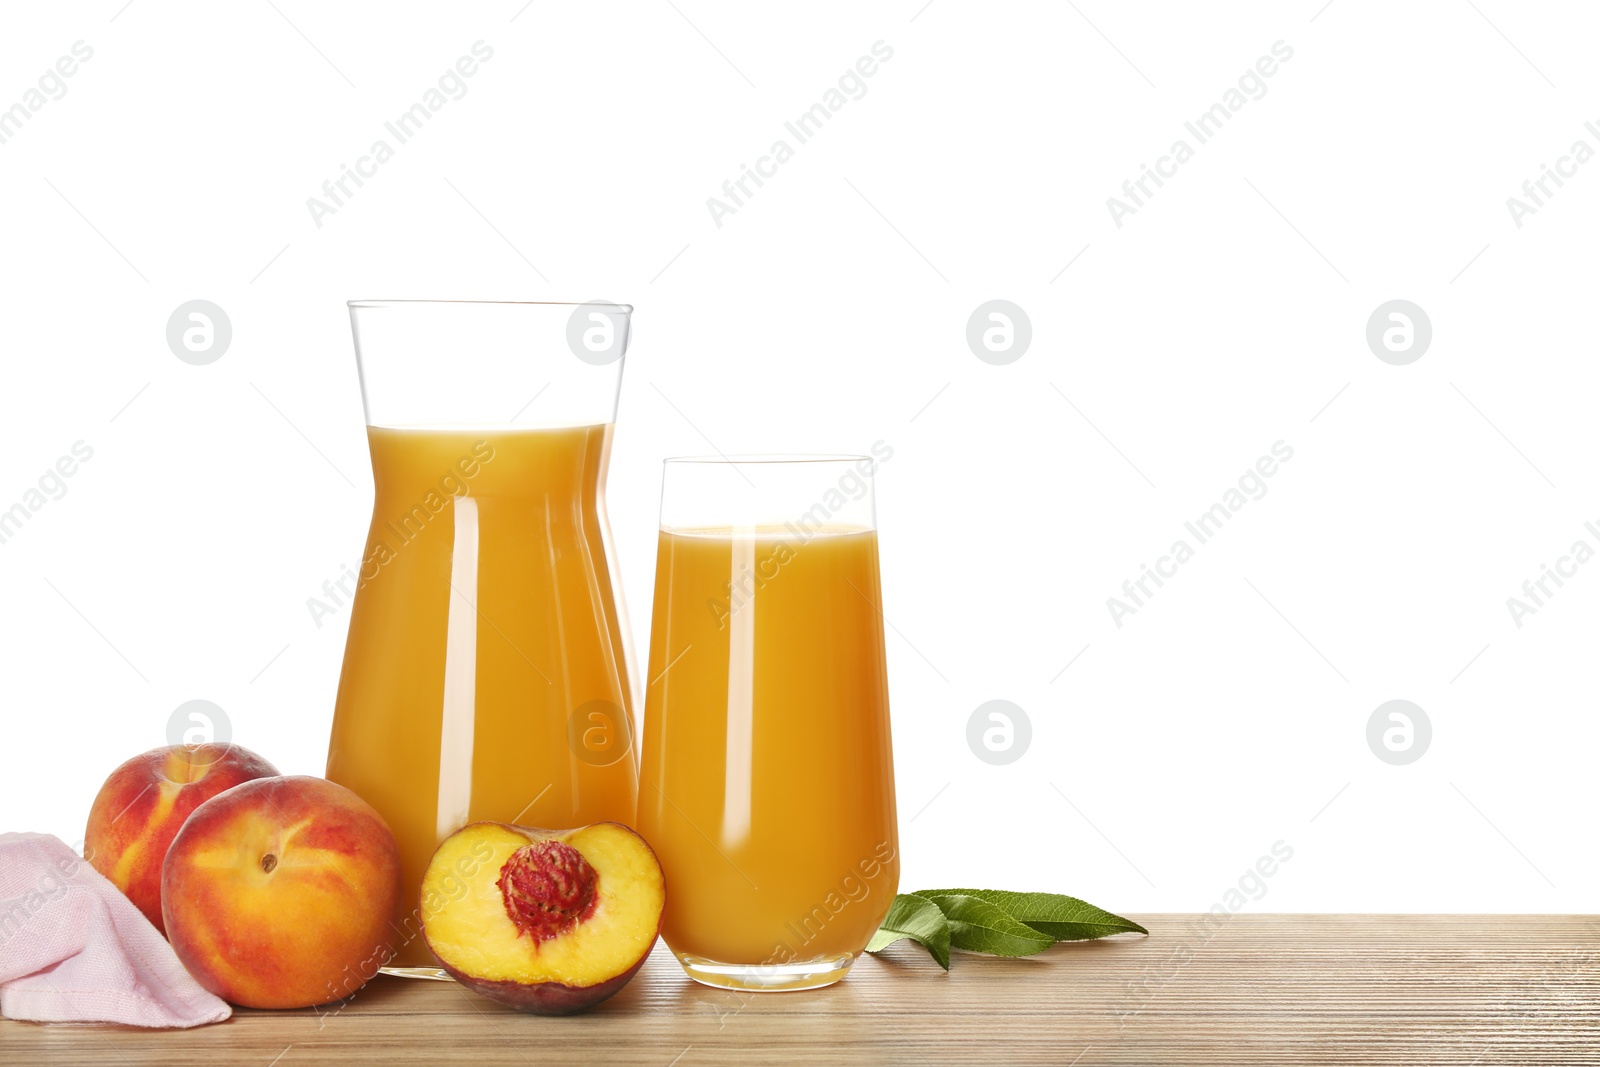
[[421, 822, 665, 1015]]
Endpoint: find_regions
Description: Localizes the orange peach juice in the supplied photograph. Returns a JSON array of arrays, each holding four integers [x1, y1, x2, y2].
[[637, 525, 898, 966], [327, 425, 638, 968]]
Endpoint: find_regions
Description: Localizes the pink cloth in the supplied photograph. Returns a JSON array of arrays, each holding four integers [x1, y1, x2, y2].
[[0, 832, 230, 1028]]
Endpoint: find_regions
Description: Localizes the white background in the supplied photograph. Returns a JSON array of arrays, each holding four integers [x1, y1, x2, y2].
[[1, 1, 1593, 916]]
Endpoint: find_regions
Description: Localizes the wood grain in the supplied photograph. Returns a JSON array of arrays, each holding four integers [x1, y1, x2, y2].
[[4, 915, 1597, 1065]]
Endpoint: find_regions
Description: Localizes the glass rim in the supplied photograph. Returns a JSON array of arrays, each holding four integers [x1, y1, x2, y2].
[[663, 453, 872, 466], [347, 299, 633, 312]]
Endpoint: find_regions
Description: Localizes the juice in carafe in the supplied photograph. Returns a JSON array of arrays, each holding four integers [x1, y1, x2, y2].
[[327, 424, 637, 969]]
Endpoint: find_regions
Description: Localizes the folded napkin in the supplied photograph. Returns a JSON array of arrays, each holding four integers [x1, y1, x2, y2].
[[0, 832, 230, 1028]]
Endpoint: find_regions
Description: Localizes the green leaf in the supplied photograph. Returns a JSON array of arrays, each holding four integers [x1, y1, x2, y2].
[[921, 889, 1148, 941], [866, 894, 951, 969], [912, 892, 1054, 958]]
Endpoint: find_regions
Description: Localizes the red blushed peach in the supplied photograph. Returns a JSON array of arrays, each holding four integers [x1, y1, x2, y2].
[[161, 776, 402, 1009], [84, 744, 280, 935], [422, 822, 665, 1015]]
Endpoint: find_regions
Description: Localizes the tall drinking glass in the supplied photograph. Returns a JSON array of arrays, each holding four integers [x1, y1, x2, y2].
[[326, 300, 639, 975], [636, 455, 899, 991]]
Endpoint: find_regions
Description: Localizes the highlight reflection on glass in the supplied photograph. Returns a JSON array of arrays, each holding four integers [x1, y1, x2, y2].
[[636, 454, 898, 992]]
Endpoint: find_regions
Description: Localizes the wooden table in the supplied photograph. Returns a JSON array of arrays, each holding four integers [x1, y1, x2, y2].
[[5, 915, 1597, 1065]]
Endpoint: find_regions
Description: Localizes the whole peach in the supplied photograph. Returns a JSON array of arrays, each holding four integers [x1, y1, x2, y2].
[[84, 744, 279, 935], [162, 776, 402, 1009]]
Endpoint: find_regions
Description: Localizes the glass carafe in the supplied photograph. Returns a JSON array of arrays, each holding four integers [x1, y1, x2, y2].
[[326, 300, 638, 974]]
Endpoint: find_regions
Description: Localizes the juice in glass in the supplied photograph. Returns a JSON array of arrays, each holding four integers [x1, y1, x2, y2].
[[638, 469, 898, 991]]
